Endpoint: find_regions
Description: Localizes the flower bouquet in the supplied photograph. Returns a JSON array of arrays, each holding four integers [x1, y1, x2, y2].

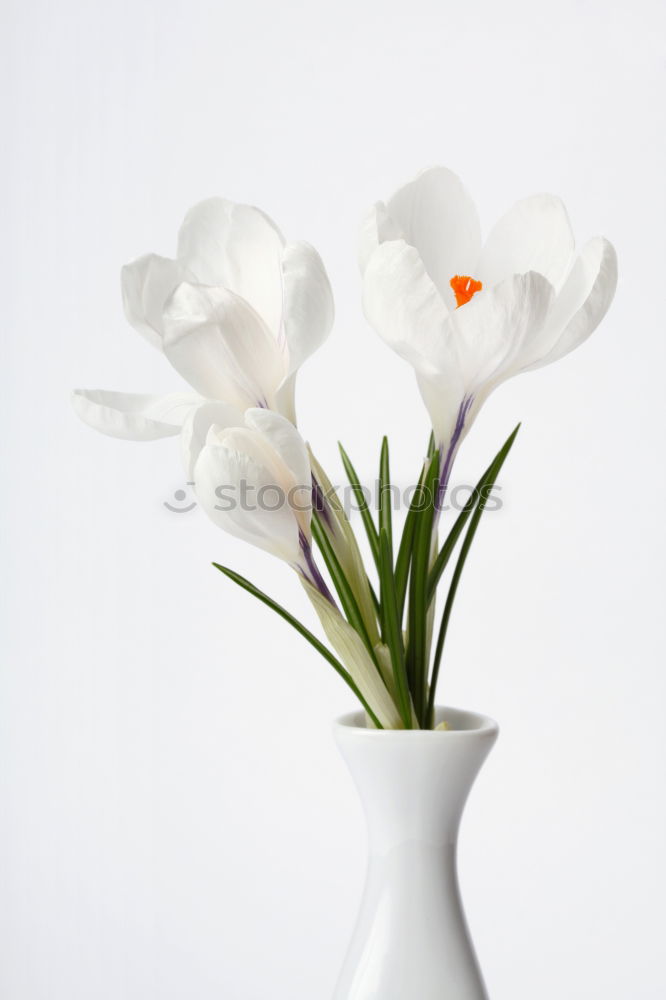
[[74, 167, 616, 998]]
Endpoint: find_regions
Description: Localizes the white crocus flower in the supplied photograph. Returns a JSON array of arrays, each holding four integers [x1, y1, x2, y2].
[[361, 167, 618, 482], [192, 404, 403, 725], [190, 405, 333, 592], [73, 197, 334, 439]]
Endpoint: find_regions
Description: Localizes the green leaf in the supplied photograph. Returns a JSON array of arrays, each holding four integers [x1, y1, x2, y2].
[[395, 449, 433, 619], [311, 512, 379, 663], [394, 511, 416, 618], [303, 578, 404, 730], [427, 423, 521, 603], [379, 437, 393, 564], [425, 423, 521, 724], [212, 562, 383, 729], [338, 442, 380, 570], [309, 449, 381, 647], [378, 529, 412, 728], [405, 450, 440, 725]]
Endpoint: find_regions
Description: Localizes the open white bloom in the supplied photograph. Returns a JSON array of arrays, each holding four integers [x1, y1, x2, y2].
[[361, 167, 617, 475], [73, 197, 334, 439]]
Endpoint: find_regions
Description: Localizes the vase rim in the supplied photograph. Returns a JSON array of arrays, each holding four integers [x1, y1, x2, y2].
[[334, 705, 498, 737]]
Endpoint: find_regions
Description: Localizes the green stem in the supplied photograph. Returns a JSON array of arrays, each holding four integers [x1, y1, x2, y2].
[[311, 513, 379, 665], [405, 452, 440, 725], [427, 424, 521, 602], [425, 423, 521, 722], [378, 529, 412, 728]]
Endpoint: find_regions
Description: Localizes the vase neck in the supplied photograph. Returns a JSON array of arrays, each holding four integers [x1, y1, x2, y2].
[[334, 710, 498, 853]]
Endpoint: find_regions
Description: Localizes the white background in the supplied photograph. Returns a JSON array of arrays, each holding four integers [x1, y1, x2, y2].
[[2, 0, 665, 997]]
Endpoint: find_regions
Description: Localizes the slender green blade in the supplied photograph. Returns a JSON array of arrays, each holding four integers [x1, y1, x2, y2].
[[395, 448, 433, 619], [378, 528, 412, 728], [369, 581, 381, 618], [405, 450, 440, 725], [394, 510, 416, 617], [311, 512, 378, 663], [425, 423, 521, 724], [379, 437, 393, 563], [212, 562, 383, 728], [427, 423, 521, 603], [338, 442, 380, 569], [426, 488, 478, 604]]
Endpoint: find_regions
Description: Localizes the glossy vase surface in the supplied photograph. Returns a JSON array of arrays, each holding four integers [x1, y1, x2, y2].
[[332, 706, 498, 1000]]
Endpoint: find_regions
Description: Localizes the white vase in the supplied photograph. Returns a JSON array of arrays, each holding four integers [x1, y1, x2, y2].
[[332, 706, 498, 1000]]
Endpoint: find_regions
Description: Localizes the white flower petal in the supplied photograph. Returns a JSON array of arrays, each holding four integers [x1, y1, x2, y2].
[[214, 419, 311, 538], [414, 273, 554, 446], [121, 254, 188, 349], [72, 389, 201, 441], [180, 401, 245, 479], [162, 283, 287, 410], [415, 372, 470, 452], [443, 271, 556, 392], [362, 239, 455, 377], [525, 237, 618, 370], [358, 201, 403, 274], [245, 408, 312, 502], [177, 198, 285, 335], [274, 371, 297, 426], [380, 166, 482, 309], [476, 194, 575, 291], [193, 441, 301, 564], [210, 426, 285, 482], [280, 241, 334, 376]]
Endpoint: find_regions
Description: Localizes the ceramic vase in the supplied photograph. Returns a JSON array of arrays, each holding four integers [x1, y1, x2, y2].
[[332, 706, 498, 1000]]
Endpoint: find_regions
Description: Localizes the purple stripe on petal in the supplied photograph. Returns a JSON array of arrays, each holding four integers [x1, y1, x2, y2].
[[437, 395, 474, 510], [298, 530, 337, 606]]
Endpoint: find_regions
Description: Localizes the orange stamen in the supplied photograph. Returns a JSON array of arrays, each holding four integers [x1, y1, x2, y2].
[[450, 274, 483, 308]]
